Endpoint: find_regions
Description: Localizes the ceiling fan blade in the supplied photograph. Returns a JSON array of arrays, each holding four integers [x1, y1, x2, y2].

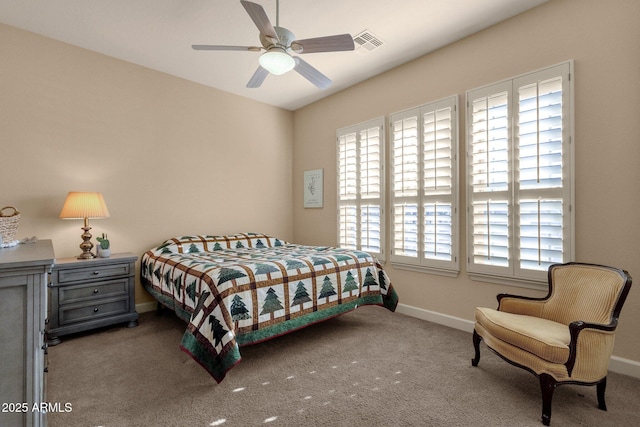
[[292, 34, 355, 54], [240, 0, 279, 41], [247, 66, 269, 88], [192, 45, 261, 52], [293, 57, 332, 90]]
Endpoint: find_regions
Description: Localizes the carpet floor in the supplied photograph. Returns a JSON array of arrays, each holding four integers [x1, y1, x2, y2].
[[47, 306, 640, 426]]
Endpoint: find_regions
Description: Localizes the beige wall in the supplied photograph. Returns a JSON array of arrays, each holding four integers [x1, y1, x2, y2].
[[1, 23, 294, 305], [293, 0, 640, 363]]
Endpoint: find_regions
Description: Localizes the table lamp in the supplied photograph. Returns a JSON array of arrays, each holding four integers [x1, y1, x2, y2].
[[59, 192, 110, 259]]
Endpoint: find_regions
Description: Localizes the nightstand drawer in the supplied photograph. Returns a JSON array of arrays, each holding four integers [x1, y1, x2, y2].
[[59, 298, 129, 326], [54, 263, 131, 284], [58, 279, 128, 304]]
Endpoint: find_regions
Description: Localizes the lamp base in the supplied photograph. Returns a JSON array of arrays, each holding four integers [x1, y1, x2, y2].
[[77, 252, 95, 260], [78, 225, 96, 259]]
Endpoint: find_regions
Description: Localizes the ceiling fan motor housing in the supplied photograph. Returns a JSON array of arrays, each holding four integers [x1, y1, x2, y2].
[[261, 26, 297, 52]]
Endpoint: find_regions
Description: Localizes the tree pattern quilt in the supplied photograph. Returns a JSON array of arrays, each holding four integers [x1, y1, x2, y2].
[[141, 233, 399, 383]]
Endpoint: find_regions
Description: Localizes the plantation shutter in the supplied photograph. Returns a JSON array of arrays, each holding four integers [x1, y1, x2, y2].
[[338, 131, 358, 249], [392, 113, 419, 259], [467, 62, 573, 283], [359, 126, 382, 253], [337, 118, 385, 258], [514, 64, 572, 278], [423, 104, 455, 263], [390, 96, 458, 273], [468, 84, 511, 273]]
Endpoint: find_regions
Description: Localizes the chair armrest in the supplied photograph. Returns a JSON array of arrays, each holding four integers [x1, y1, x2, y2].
[[566, 319, 618, 377], [497, 293, 547, 317]]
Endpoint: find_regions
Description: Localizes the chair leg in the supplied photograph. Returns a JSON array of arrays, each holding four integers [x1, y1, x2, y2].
[[472, 330, 481, 366], [597, 377, 607, 411], [539, 373, 557, 426]]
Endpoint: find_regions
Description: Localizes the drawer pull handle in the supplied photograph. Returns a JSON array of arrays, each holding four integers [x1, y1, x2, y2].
[[94, 308, 99, 312], [93, 289, 99, 294], [93, 271, 100, 275]]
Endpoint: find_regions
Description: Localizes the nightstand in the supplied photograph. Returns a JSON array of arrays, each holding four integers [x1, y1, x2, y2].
[[48, 252, 138, 345]]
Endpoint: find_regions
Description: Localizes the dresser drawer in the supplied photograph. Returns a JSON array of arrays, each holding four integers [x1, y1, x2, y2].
[[58, 298, 129, 326], [58, 279, 129, 305], [54, 262, 131, 284]]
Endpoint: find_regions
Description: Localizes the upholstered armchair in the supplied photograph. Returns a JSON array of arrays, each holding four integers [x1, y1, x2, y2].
[[472, 262, 632, 426]]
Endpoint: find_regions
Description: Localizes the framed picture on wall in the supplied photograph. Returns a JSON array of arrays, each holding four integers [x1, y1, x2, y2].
[[303, 169, 323, 208]]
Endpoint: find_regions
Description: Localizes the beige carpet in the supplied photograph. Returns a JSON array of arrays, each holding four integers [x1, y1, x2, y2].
[[47, 306, 640, 426]]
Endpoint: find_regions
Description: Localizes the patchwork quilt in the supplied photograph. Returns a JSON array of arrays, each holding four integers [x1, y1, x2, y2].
[[141, 233, 399, 383]]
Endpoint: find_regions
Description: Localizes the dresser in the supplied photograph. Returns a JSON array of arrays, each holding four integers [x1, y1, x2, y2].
[[47, 253, 138, 345], [0, 239, 54, 427]]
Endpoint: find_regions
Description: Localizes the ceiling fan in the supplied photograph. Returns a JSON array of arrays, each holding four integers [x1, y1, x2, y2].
[[192, 0, 355, 90]]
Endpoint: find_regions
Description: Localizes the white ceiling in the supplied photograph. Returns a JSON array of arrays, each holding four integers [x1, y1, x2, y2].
[[0, 0, 548, 110]]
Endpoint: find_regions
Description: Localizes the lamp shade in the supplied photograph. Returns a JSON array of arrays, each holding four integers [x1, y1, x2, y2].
[[259, 48, 295, 75], [59, 192, 110, 219]]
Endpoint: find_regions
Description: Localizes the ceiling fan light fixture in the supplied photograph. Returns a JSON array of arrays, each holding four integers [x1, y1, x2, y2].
[[259, 48, 295, 75]]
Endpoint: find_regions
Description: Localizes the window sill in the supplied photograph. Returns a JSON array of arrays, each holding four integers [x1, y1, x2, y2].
[[391, 262, 459, 278], [467, 271, 547, 291]]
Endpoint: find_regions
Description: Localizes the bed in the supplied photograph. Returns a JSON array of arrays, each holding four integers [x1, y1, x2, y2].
[[141, 232, 399, 382]]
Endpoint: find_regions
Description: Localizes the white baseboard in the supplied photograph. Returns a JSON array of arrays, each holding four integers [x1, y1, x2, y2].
[[396, 303, 475, 333], [609, 356, 640, 379], [396, 303, 640, 380]]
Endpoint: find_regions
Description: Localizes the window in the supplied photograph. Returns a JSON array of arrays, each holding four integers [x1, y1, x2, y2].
[[337, 118, 384, 259], [466, 62, 574, 284], [389, 96, 459, 275]]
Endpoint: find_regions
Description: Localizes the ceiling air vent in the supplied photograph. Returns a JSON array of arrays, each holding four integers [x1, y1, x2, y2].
[[353, 30, 384, 55]]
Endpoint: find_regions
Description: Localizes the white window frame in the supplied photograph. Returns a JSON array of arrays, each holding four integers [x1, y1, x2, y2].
[[389, 96, 459, 276], [466, 61, 575, 287], [336, 117, 385, 260]]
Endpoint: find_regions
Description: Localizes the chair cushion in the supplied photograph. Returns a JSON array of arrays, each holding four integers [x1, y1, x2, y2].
[[475, 307, 571, 364]]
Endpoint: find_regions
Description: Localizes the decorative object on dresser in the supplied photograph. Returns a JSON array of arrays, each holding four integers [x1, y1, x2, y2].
[[96, 233, 111, 258], [59, 191, 110, 259], [0, 206, 21, 247], [48, 252, 138, 346], [0, 239, 54, 427]]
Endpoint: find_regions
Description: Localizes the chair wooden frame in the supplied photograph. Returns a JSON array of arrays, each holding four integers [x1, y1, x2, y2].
[[471, 262, 632, 426]]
